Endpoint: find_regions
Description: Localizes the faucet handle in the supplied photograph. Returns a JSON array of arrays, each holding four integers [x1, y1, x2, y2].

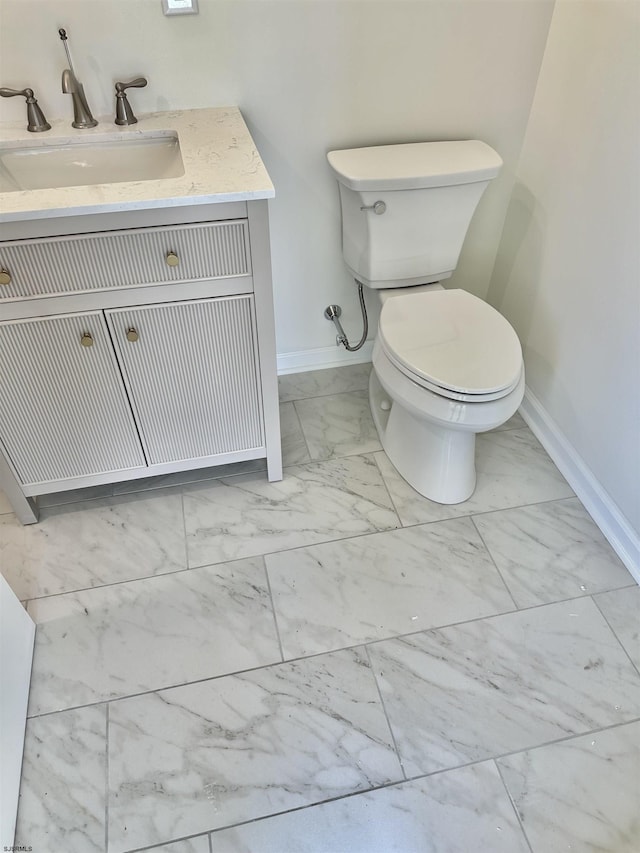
[[114, 77, 147, 126], [115, 78, 148, 92], [0, 87, 51, 132]]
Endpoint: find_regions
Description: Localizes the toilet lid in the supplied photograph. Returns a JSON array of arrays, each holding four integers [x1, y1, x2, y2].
[[378, 289, 522, 397]]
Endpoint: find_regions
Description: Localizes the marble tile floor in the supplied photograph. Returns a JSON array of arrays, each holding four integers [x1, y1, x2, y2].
[[2, 363, 639, 853]]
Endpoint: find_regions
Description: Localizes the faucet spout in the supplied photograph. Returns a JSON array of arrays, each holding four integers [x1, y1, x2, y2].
[[59, 28, 98, 129], [61, 69, 98, 129], [61, 68, 76, 94]]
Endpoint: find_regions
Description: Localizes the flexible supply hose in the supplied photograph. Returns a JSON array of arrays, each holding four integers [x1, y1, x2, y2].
[[325, 281, 369, 352]]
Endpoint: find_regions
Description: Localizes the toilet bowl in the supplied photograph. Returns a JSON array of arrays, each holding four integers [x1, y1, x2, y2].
[[327, 139, 524, 504], [370, 287, 524, 503]]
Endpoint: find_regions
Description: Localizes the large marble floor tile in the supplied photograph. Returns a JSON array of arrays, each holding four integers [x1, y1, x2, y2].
[[108, 648, 402, 852], [375, 427, 574, 525], [183, 454, 399, 568], [368, 597, 640, 776], [498, 720, 640, 853], [266, 517, 514, 659], [112, 459, 266, 496], [0, 489, 186, 600], [15, 705, 107, 853], [279, 401, 311, 466], [278, 363, 371, 402], [473, 498, 633, 607], [294, 390, 381, 461], [27, 557, 281, 715], [211, 761, 529, 853], [594, 584, 640, 669]]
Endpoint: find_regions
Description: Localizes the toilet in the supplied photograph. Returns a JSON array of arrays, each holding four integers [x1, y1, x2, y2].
[[327, 140, 524, 504]]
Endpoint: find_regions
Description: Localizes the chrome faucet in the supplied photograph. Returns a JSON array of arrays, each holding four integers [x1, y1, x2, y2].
[[58, 28, 97, 129]]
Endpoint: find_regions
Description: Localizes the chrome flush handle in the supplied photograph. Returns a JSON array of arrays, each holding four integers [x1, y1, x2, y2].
[[360, 200, 387, 215]]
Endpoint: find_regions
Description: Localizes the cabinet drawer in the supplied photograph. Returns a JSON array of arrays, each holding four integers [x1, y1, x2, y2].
[[0, 220, 251, 300]]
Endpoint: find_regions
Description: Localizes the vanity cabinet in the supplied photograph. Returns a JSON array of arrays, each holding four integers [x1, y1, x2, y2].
[[0, 201, 282, 524]]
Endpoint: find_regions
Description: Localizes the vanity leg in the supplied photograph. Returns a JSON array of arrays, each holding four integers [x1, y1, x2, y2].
[[248, 200, 283, 483], [0, 453, 39, 524]]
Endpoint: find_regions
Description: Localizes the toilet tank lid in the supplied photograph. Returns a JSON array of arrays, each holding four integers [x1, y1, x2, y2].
[[327, 140, 502, 191]]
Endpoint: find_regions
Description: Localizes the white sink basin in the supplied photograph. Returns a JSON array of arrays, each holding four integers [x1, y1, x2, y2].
[[0, 133, 184, 193]]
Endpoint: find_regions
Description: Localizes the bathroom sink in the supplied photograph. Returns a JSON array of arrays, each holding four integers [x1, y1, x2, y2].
[[0, 132, 184, 193]]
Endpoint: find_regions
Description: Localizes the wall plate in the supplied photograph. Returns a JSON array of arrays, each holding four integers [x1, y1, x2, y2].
[[162, 0, 199, 16]]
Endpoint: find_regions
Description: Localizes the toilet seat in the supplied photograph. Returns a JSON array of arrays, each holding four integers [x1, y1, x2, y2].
[[378, 289, 522, 403]]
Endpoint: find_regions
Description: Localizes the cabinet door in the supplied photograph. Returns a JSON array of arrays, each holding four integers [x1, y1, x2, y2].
[[0, 312, 146, 486], [106, 296, 265, 465]]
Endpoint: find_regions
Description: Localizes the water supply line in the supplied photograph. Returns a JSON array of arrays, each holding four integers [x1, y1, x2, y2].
[[324, 281, 369, 352]]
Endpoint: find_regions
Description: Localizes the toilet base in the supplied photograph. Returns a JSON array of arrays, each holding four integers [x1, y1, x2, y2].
[[370, 369, 477, 504]]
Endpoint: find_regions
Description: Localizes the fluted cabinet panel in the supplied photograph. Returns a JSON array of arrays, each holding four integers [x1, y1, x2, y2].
[[0, 220, 250, 299], [0, 312, 146, 486], [106, 297, 264, 465]]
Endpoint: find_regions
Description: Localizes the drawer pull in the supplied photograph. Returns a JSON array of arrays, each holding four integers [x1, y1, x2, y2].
[[126, 328, 139, 343], [166, 251, 179, 267], [80, 332, 94, 348], [0, 268, 11, 286]]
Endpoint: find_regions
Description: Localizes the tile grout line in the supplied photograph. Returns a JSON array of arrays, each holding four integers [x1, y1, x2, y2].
[[371, 451, 404, 530], [278, 378, 371, 405], [21, 547, 303, 604], [26, 588, 640, 720], [384, 493, 585, 530], [290, 398, 314, 462], [591, 593, 640, 680], [493, 758, 535, 853], [261, 555, 286, 663], [122, 830, 212, 853], [180, 489, 190, 571], [470, 515, 520, 611], [23, 562, 195, 603], [399, 714, 640, 783], [364, 644, 407, 782], [105, 702, 110, 853]]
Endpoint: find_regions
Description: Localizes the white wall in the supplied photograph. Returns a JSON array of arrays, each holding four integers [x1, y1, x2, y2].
[[0, 0, 554, 364], [488, 0, 640, 554]]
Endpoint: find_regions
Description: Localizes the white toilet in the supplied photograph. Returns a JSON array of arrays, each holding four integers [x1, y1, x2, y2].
[[327, 140, 524, 504]]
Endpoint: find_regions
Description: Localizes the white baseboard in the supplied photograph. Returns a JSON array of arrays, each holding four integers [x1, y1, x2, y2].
[[277, 342, 374, 375], [520, 387, 639, 582]]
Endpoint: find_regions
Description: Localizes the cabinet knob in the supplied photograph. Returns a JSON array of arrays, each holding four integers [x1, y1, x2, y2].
[[126, 327, 139, 343], [80, 332, 94, 348], [166, 251, 179, 267], [0, 268, 11, 286]]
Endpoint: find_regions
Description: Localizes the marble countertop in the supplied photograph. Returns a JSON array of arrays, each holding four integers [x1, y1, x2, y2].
[[0, 107, 274, 223]]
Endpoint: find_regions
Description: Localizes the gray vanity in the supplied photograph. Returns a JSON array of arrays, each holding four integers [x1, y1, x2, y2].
[[0, 108, 282, 523]]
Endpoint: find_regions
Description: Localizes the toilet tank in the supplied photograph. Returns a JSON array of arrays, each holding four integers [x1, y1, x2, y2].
[[327, 141, 502, 289]]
